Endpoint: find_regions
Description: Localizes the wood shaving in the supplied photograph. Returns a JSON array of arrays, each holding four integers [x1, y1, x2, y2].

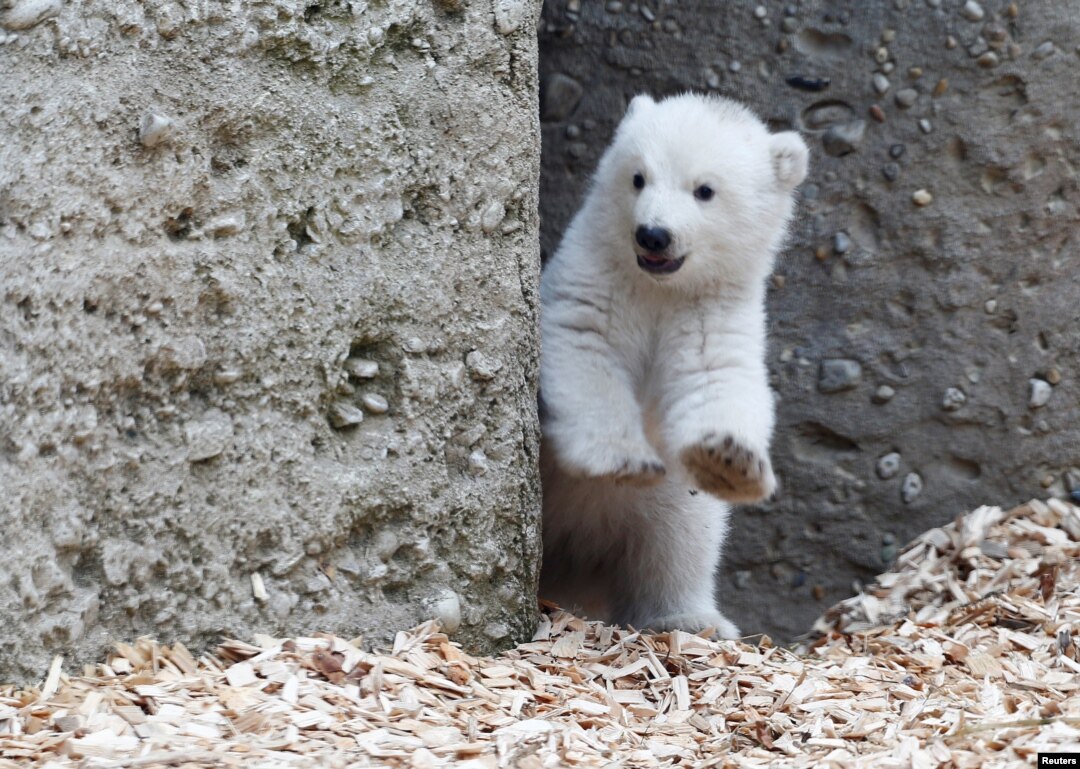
[[3, 498, 1079, 768]]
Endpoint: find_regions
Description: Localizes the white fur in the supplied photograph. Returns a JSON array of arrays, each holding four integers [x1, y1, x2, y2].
[[539, 93, 808, 637]]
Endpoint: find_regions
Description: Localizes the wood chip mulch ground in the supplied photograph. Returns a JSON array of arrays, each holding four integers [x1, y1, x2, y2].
[[3, 497, 1080, 768]]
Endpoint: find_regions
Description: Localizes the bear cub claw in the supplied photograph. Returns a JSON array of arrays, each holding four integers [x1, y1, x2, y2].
[[608, 456, 667, 486], [560, 439, 667, 486], [681, 431, 776, 502]]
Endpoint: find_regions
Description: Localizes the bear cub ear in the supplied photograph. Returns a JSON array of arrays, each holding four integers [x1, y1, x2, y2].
[[770, 132, 810, 190], [626, 94, 656, 117]]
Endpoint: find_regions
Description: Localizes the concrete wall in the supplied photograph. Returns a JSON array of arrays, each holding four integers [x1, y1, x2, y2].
[[539, 0, 1080, 639], [0, 0, 542, 681]]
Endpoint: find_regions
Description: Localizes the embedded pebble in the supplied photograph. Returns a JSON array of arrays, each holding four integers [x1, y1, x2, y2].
[[933, 78, 949, 97], [1033, 41, 1056, 60], [901, 472, 923, 503], [640, 5, 655, 21], [493, 0, 529, 34], [833, 231, 851, 255], [328, 401, 364, 428], [1, 0, 60, 29], [1046, 367, 1062, 385], [185, 409, 234, 461], [785, 75, 830, 92], [468, 449, 489, 476], [139, 113, 174, 148], [960, 0, 984, 21], [728, 60, 742, 73], [466, 350, 503, 380], [941, 387, 966, 411], [605, 0, 622, 11], [207, 214, 244, 237], [429, 590, 462, 634], [876, 452, 901, 479], [967, 39, 988, 58], [781, 17, 797, 33], [918, 119, 933, 134], [873, 385, 896, 403], [881, 543, 897, 564], [480, 201, 505, 233], [869, 105, 885, 123], [985, 25, 1007, 43], [344, 358, 379, 379], [541, 73, 584, 122], [753, 5, 766, 19], [912, 189, 933, 206], [895, 88, 918, 108], [984, 299, 997, 314], [818, 359, 863, 393], [374, 530, 400, 561], [822, 121, 865, 156], [872, 74, 890, 94], [977, 51, 999, 68], [1029, 378, 1052, 408], [361, 393, 389, 414], [159, 336, 207, 371], [883, 163, 900, 182]]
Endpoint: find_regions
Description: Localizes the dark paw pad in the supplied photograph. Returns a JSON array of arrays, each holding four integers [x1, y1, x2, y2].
[[681, 432, 776, 503]]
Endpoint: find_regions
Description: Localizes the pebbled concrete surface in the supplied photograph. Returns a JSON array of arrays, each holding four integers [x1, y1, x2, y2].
[[538, 0, 1080, 640], [0, 0, 542, 682]]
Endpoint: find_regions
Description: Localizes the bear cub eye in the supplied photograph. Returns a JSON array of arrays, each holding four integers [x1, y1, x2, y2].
[[633, 172, 645, 190], [694, 184, 714, 202]]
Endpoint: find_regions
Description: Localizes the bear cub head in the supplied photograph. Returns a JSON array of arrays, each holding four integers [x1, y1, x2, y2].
[[593, 93, 809, 289]]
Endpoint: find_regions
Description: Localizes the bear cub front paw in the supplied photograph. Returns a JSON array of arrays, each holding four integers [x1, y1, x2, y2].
[[557, 435, 667, 487], [681, 432, 776, 502]]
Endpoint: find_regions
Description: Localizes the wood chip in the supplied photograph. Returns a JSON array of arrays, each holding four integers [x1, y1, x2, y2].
[[40, 655, 63, 700], [5, 497, 1080, 768], [250, 572, 268, 602]]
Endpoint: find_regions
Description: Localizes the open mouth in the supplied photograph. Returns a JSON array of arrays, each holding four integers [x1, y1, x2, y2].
[[636, 252, 686, 275]]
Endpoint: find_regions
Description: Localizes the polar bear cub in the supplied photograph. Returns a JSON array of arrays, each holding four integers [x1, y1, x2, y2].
[[539, 93, 808, 637]]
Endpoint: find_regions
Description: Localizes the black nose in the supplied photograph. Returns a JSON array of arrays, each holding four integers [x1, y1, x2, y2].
[[635, 225, 671, 253]]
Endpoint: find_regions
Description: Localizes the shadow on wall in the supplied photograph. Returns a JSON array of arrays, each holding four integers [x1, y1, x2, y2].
[[537, 0, 1080, 641]]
